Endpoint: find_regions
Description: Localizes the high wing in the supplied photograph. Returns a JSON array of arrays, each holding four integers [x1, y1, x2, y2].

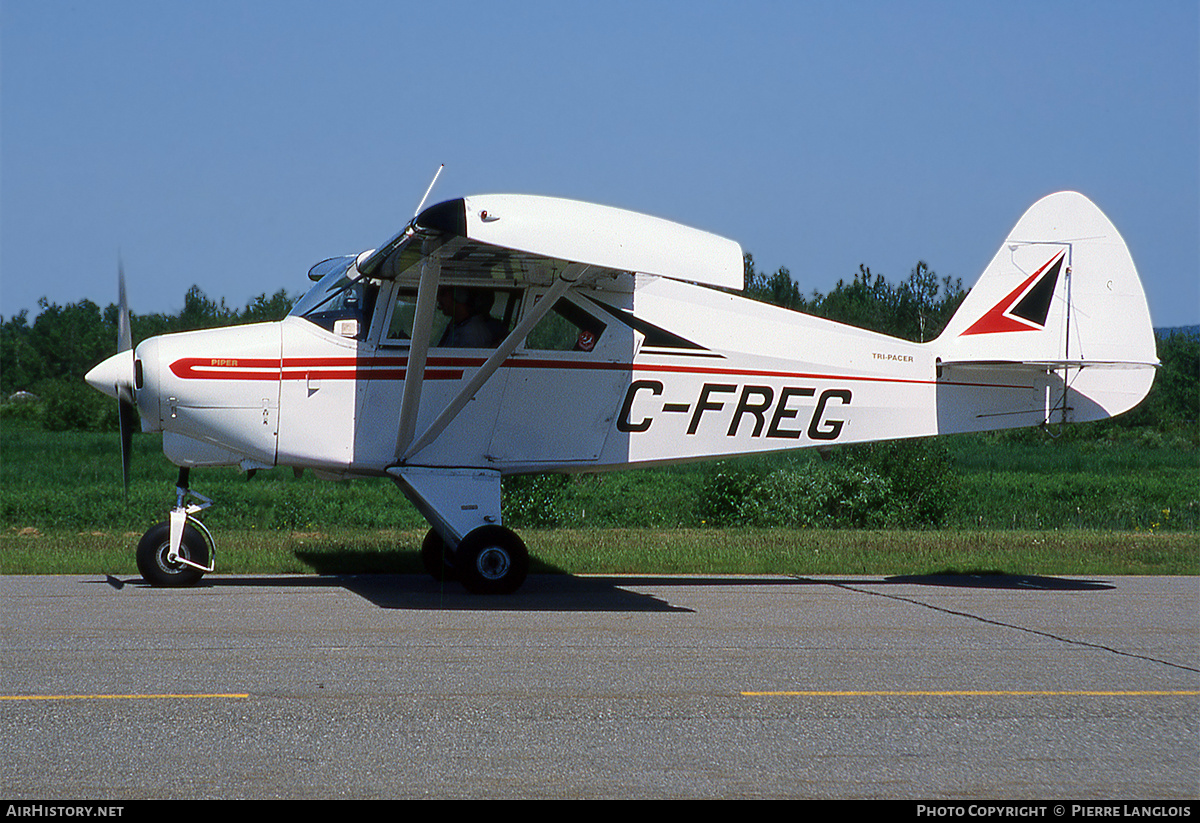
[[359, 194, 745, 290]]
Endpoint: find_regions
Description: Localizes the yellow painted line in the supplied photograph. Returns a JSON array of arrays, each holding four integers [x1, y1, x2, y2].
[[742, 690, 1200, 697], [1, 693, 249, 701]]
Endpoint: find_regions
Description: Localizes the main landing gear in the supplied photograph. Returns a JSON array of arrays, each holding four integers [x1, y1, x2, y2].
[[392, 466, 529, 594], [421, 525, 529, 595], [135, 468, 215, 587]]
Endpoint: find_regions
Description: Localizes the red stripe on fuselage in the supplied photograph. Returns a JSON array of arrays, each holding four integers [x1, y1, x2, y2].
[[169, 357, 462, 382], [168, 354, 1024, 390]]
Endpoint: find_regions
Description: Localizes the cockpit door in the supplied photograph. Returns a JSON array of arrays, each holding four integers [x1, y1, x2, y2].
[[487, 291, 629, 466]]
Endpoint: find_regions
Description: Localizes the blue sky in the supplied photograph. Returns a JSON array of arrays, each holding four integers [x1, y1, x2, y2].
[[2, 0, 1197, 328]]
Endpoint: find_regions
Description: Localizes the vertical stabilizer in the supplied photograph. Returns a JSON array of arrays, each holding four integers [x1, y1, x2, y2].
[[934, 192, 1157, 430]]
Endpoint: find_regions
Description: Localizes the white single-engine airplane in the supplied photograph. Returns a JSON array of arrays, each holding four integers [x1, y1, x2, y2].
[[86, 187, 1157, 593]]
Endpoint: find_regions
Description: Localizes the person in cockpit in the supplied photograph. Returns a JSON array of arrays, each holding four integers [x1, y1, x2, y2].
[[436, 287, 505, 348]]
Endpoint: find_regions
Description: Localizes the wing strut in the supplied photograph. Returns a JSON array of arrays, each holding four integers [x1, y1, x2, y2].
[[393, 251, 442, 459], [399, 264, 588, 463]]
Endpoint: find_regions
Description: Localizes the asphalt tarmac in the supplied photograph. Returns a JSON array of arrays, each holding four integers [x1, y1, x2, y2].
[[2, 573, 1197, 799]]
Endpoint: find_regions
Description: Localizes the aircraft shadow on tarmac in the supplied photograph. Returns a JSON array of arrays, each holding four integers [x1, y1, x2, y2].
[[104, 559, 1114, 611], [104, 572, 694, 612]]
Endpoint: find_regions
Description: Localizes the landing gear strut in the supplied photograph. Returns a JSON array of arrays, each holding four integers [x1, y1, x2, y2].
[[135, 468, 216, 587]]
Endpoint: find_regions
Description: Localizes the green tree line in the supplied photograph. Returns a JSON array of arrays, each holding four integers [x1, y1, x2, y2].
[[745, 255, 968, 343], [2, 285, 293, 431]]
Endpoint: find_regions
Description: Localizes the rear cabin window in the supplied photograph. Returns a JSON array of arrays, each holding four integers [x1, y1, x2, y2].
[[524, 297, 606, 352]]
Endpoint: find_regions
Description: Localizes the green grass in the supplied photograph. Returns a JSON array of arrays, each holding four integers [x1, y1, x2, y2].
[[2, 527, 1196, 577], [1, 424, 1196, 577]]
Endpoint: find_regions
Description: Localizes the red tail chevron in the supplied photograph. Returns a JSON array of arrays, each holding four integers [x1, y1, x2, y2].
[[960, 251, 1065, 336]]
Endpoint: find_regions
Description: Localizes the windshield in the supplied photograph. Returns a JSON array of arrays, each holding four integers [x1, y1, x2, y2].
[[289, 256, 378, 338]]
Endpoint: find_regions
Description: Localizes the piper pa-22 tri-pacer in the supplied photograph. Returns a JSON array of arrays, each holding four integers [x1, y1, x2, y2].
[[86, 186, 1157, 594]]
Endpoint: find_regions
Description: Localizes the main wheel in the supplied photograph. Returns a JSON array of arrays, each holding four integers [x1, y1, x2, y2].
[[420, 528, 457, 582], [136, 521, 209, 588], [454, 525, 529, 595]]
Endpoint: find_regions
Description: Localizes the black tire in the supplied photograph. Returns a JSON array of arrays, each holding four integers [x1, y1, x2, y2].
[[454, 525, 529, 595], [420, 528, 457, 582], [136, 520, 209, 588]]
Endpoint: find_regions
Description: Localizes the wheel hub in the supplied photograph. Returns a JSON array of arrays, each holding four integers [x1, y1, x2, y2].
[[155, 543, 188, 572], [474, 546, 511, 580]]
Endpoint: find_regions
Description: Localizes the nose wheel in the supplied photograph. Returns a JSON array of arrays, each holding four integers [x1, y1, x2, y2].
[[135, 468, 216, 587], [136, 520, 211, 587]]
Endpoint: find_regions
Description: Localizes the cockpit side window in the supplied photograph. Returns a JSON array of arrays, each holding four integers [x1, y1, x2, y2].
[[383, 289, 449, 345], [381, 286, 521, 349]]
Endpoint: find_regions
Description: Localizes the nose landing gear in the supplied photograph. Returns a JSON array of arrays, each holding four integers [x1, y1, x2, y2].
[[135, 468, 216, 587]]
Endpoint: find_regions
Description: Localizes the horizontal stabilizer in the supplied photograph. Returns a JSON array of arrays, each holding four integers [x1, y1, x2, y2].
[[939, 359, 1159, 371]]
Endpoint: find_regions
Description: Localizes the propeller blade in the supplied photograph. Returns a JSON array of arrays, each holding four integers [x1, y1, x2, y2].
[[117, 258, 132, 353], [119, 395, 135, 497], [84, 261, 139, 499], [117, 261, 134, 497]]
